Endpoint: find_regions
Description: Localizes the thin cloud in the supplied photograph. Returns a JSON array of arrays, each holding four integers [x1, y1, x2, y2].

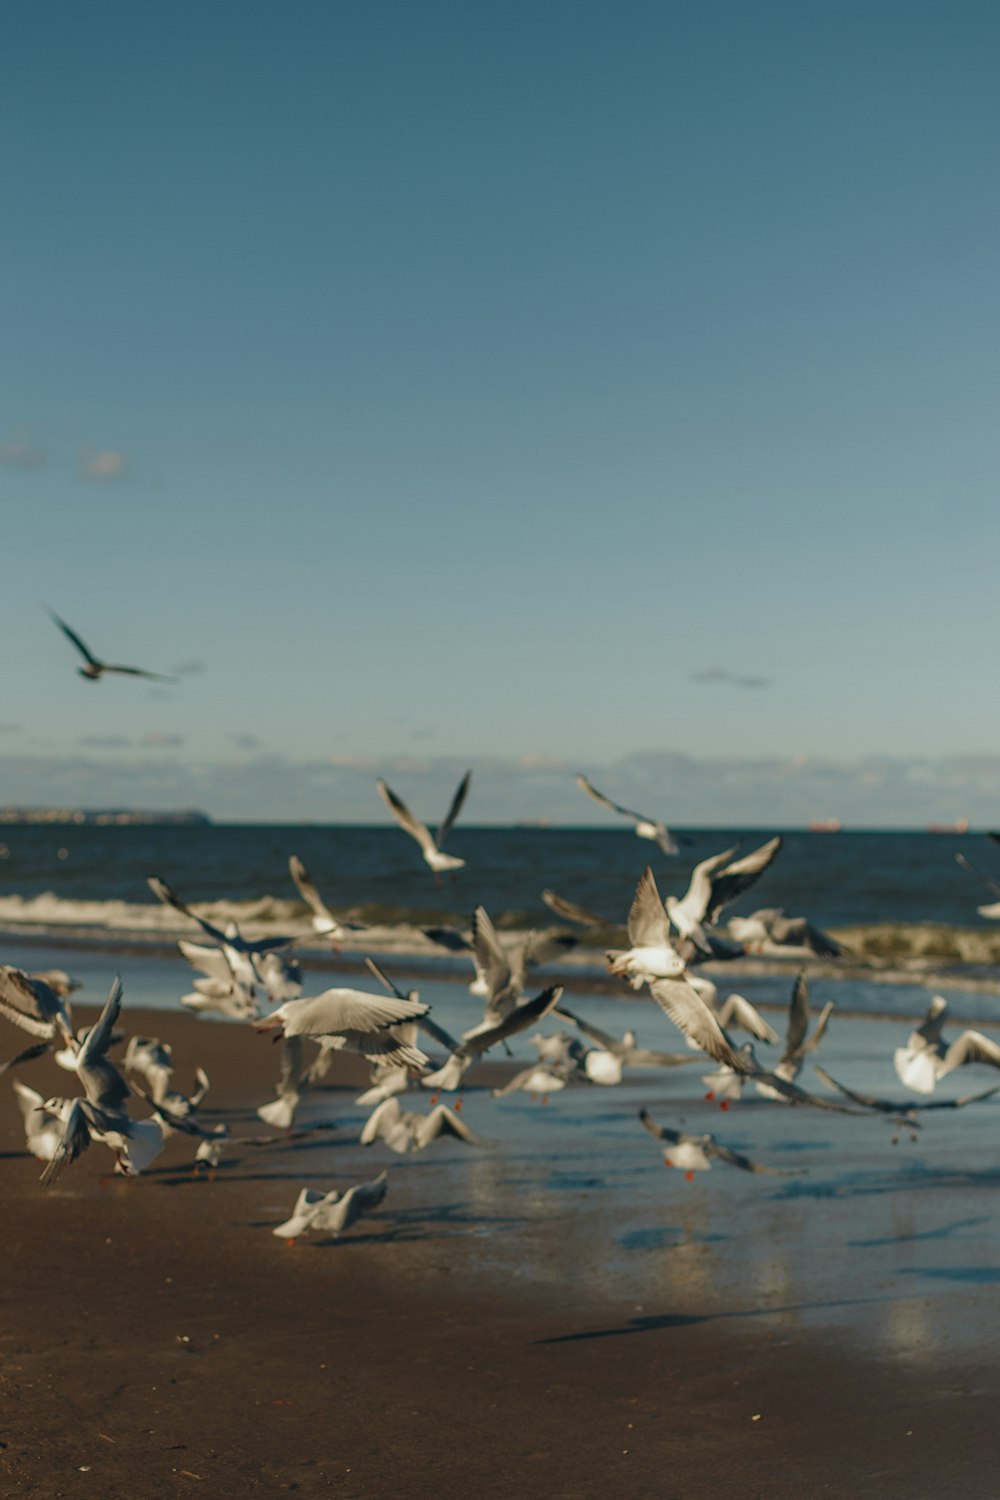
[[79, 735, 132, 748], [0, 437, 46, 471], [228, 733, 259, 750], [0, 724, 22, 735], [690, 667, 770, 689], [78, 449, 129, 482], [141, 732, 185, 748], [171, 660, 207, 677]]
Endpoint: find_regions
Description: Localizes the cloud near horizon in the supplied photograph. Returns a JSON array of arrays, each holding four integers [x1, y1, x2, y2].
[[0, 748, 994, 827]]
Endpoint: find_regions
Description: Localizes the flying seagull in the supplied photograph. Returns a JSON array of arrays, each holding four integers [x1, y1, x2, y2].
[[575, 774, 680, 855], [893, 995, 1000, 1095], [376, 771, 471, 878], [638, 1108, 802, 1178], [46, 608, 176, 682]]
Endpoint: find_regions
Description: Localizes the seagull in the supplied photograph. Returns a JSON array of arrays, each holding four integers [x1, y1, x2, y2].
[[553, 1003, 700, 1086], [175, 940, 260, 1021], [638, 1108, 802, 1179], [753, 971, 834, 1101], [421, 984, 564, 1095], [123, 1036, 174, 1102], [955, 851, 1000, 919], [492, 1058, 586, 1100], [257, 987, 430, 1072], [12, 1082, 75, 1161], [39, 977, 164, 1184], [46, 608, 176, 682], [360, 1097, 481, 1153], [666, 837, 783, 951], [726, 908, 843, 958], [272, 1170, 389, 1244], [606, 866, 687, 989], [423, 913, 579, 998], [257, 1036, 313, 1130], [575, 775, 680, 854], [0, 965, 76, 1046], [816, 1065, 1000, 1122], [541, 889, 619, 930], [893, 995, 1000, 1095], [376, 771, 471, 878], [148, 876, 295, 989], [646, 975, 869, 1117], [288, 855, 368, 947]]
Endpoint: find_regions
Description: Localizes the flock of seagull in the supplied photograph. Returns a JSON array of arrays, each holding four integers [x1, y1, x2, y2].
[[4, 766, 1000, 1246]]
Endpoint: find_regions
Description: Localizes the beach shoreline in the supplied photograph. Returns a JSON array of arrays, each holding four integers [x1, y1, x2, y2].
[[2, 1003, 999, 1496]]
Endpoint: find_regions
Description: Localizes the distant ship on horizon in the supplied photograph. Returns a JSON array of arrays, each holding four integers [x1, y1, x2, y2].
[[809, 818, 842, 833]]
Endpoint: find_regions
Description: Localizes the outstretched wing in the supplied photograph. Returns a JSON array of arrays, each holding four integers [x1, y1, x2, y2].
[[436, 770, 471, 847], [706, 837, 783, 923], [541, 889, 616, 929], [376, 780, 436, 857], [148, 876, 227, 944], [39, 1100, 92, 1187], [575, 774, 645, 823], [46, 609, 101, 668]]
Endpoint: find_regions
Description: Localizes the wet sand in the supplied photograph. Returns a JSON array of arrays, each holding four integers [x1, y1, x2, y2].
[[2, 1001, 1000, 1498]]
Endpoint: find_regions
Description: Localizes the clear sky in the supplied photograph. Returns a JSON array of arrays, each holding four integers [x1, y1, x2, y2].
[[3, 1, 999, 823]]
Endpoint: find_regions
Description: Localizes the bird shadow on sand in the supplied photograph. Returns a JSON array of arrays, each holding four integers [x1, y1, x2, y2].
[[899, 1265, 1000, 1285], [849, 1215, 991, 1248], [535, 1292, 904, 1345], [769, 1161, 1000, 1201]]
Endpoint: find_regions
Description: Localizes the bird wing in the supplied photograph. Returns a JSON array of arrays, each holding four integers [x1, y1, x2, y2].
[[376, 779, 437, 856], [420, 1105, 480, 1145], [940, 1030, 1000, 1076], [0, 966, 61, 1038], [360, 1097, 401, 1144], [637, 1108, 682, 1145], [285, 989, 428, 1037], [648, 977, 753, 1073], [802, 1000, 834, 1057], [316, 1171, 389, 1233], [522, 929, 580, 968], [148, 876, 227, 943], [575, 774, 645, 823], [541, 889, 615, 928], [705, 1137, 792, 1175], [39, 1100, 92, 1186], [77, 977, 131, 1109], [103, 663, 176, 682], [784, 970, 811, 1060], [471, 906, 516, 1005], [46, 609, 102, 667], [436, 769, 471, 847], [915, 995, 949, 1047], [626, 866, 672, 947], [706, 837, 783, 923], [458, 985, 563, 1059], [288, 855, 337, 926], [553, 1004, 618, 1051], [0, 1041, 48, 1076], [715, 993, 780, 1045]]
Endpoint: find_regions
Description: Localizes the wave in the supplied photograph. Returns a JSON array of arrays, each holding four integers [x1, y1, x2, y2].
[[1, 894, 1000, 997]]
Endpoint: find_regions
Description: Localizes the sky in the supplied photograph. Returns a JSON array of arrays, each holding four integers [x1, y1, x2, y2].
[[2, 1, 999, 824]]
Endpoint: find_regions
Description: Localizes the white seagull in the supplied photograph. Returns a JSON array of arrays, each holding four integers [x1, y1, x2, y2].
[[40, 977, 164, 1184], [288, 855, 368, 947], [575, 774, 680, 854], [893, 995, 1000, 1095], [666, 837, 783, 951], [606, 866, 687, 989], [639, 1108, 801, 1179], [376, 771, 471, 878], [360, 1096, 480, 1153], [272, 1171, 389, 1245]]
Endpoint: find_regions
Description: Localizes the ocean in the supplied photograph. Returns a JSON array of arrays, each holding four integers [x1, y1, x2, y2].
[[0, 824, 998, 1027]]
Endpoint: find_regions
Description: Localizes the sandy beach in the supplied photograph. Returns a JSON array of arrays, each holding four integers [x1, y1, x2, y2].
[[2, 991, 999, 1499]]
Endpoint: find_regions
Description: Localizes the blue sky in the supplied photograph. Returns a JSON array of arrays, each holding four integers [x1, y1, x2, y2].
[[3, 2, 999, 822]]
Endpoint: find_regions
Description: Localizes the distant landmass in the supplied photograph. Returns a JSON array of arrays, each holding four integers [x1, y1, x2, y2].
[[0, 808, 212, 826]]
